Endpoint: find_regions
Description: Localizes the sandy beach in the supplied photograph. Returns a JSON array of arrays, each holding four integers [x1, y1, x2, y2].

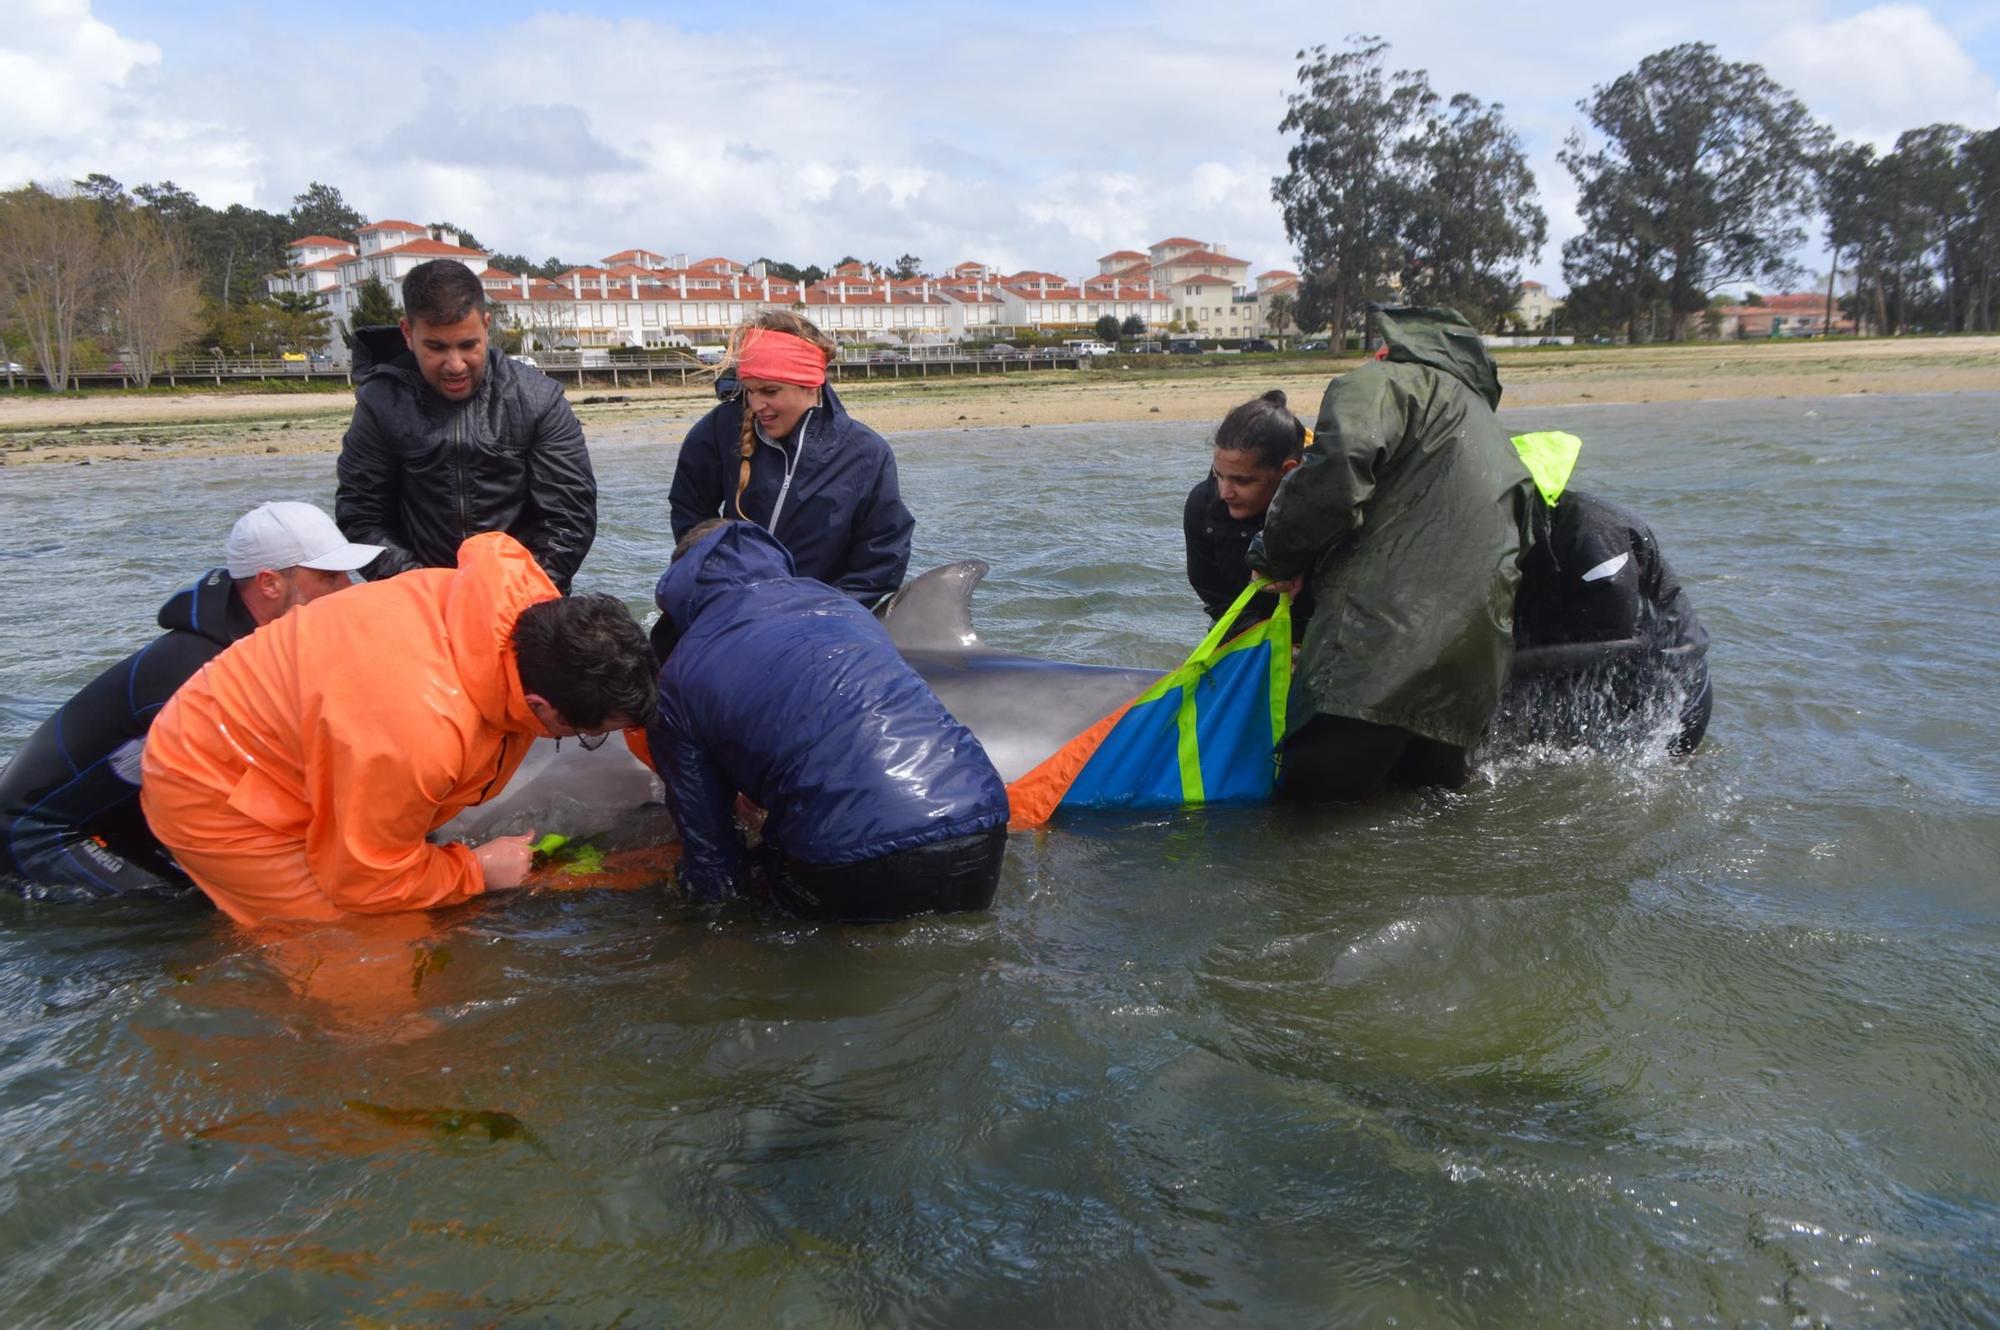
[[4, 336, 1999, 465]]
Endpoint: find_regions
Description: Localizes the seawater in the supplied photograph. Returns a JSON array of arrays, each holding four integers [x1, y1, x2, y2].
[[0, 393, 1996, 1326]]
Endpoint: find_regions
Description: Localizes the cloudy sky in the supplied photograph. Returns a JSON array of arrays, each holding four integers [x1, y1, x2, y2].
[[5, 0, 1998, 291]]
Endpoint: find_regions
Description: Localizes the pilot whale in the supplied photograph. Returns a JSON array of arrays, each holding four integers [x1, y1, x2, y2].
[[441, 561, 1164, 842]]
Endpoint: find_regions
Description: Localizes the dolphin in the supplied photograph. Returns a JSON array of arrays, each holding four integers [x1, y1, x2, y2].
[[441, 561, 1164, 843], [876, 560, 1164, 784]]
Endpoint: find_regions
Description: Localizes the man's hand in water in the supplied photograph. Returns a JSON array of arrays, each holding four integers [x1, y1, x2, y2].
[[475, 833, 538, 889]]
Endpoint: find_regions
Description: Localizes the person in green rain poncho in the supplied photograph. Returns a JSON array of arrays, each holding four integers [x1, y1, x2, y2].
[[1249, 306, 1539, 803]]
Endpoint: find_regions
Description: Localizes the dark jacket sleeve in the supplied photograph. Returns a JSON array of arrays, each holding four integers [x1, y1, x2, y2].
[[1183, 482, 1233, 620], [832, 448, 915, 606], [335, 396, 424, 580], [669, 410, 728, 541], [1252, 367, 1415, 579], [646, 717, 743, 902], [516, 391, 597, 593]]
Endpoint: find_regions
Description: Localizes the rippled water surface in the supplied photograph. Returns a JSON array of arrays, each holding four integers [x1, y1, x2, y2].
[[2, 393, 1998, 1325]]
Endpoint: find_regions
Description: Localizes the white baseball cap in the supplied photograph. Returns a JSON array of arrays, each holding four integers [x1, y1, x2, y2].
[[225, 501, 384, 579]]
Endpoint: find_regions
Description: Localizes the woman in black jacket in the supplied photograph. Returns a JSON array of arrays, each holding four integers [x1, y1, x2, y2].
[[1183, 389, 1312, 639]]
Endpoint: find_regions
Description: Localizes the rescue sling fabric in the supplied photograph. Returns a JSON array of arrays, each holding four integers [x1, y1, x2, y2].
[[1007, 580, 1291, 824]]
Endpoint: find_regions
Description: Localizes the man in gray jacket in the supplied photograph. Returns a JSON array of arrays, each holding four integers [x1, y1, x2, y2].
[[335, 259, 597, 592]]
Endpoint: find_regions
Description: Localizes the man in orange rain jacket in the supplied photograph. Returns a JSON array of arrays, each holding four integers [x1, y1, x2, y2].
[[141, 532, 657, 927]]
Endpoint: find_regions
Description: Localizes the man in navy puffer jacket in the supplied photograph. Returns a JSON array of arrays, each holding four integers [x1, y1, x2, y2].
[[646, 520, 1008, 921]]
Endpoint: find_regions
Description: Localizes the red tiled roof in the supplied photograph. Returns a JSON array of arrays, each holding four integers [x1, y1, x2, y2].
[[1176, 273, 1237, 286], [357, 219, 425, 233], [1151, 236, 1205, 248], [1258, 269, 1298, 280], [1083, 280, 1171, 300], [1098, 249, 1146, 261], [297, 256, 348, 271], [689, 257, 741, 272], [289, 235, 353, 249], [1745, 292, 1832, 311], [602, 248, 663, 261], [1519, 279, 1545, 290], [1001, 281, 1086, 300], [1157, 249, 1248, 269], [377, 238, 487, 258], [480, 267, 520, 280], [804, 282, 946, 306]]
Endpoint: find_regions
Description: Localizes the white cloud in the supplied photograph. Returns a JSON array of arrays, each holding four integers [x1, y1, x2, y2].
[[7, 2, 1999, 295], [0, 0, 161, 184], [1760, 4, 2000, 146]]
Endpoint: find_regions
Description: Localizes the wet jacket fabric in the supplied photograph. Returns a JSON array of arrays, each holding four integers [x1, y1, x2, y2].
[[1514, 488, 1708, 663], [1183, 475, 1314, 643], [667, 382, 913, 607], [0, 571, 252, 896], [1250, 307, 1537, 748], [336, 328, 596, 592], [141, 534, 558, 926], [646, 522, 1007, 902]]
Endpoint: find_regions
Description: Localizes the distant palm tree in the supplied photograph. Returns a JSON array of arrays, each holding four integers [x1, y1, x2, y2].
[[1265, 293, 1296, 344]]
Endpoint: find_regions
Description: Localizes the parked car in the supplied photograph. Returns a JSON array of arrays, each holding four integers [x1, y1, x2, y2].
[[1130, 341, 1165, 354], [1297, 340, 1328, 352], [3, 361, 25, 374], [280, 352, 306, 363], [1168, 339, 1204, 354], [1241, 338, 1278, 353], [510, 354, 540, 368]]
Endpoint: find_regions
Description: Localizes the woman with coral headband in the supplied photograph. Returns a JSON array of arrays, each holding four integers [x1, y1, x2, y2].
[[667, 311, 914, 608]]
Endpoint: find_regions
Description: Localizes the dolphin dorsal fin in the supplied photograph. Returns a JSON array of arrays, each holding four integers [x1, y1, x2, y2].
[[880, 560, 990, 651]]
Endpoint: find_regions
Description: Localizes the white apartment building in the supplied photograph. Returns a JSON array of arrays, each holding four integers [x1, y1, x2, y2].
[[266, 221, 1270, 352]]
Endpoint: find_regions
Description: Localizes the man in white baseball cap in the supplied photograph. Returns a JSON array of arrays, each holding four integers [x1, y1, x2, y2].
[[225, 500, 383, 619], [0, 501, 378, 899]]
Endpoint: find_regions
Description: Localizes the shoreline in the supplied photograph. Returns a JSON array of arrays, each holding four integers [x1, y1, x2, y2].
[[5, 337, 2000, 465]]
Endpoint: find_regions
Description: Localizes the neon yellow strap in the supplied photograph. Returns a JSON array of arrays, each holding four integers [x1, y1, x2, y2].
[[1509, 430, 1582, 508], [1159, 578, 1294, 802], [1175, 683, 1205, 803]]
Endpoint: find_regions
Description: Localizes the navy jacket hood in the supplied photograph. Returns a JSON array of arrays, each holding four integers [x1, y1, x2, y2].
[[656, 521, 797, 633]]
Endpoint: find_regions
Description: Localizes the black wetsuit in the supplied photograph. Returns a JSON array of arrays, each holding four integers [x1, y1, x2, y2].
[[0, 571, 254, 897], [1182, 475, 1312, 641], [1504, 488, 1712, 752]]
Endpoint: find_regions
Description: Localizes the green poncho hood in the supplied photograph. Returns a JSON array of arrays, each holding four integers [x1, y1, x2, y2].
[[1375, 306, 1503, 410]]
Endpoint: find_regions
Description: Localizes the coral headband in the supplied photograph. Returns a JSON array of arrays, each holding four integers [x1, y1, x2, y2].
[[736, 330, 827, 387]]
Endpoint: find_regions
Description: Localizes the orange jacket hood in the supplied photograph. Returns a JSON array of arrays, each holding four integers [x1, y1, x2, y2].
[[445, 532, 561, 736]]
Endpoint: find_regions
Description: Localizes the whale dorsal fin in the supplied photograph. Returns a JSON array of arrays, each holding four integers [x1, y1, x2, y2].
[[880, 559, 990, 652]]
